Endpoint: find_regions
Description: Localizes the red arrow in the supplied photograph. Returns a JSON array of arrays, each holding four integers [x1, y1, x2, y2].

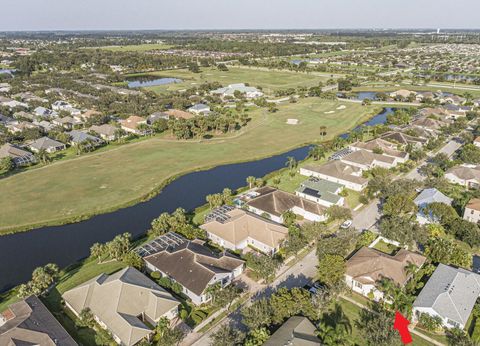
[[394, 311, 412, 344]]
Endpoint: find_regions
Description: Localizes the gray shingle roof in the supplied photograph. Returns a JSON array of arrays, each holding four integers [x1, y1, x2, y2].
[[413, 264, 480, 326], [296, 178, 343, 204], [414, 188, 453, 207]]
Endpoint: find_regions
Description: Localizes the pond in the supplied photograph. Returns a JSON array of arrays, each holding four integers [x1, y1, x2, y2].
[[127, 75, 183, 88], [0, 107, 391, 292]]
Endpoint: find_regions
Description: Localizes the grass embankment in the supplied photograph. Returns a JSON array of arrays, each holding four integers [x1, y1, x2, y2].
[[0, 99, 381, 233], [127, 66, 332, 93], [353, 83, 480, 98]]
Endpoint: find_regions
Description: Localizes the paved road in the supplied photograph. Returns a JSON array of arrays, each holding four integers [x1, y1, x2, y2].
[[189, 250, 318, 346]]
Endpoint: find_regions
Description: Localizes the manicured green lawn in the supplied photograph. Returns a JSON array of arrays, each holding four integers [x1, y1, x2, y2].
[[129, 66, 332, 94], [91, 43, 174, 52], [373, 240, 399, 255], [0, 99, 381, 233], [338, 298, 435, 345]]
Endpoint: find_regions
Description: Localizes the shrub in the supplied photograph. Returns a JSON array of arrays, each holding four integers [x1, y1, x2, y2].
[[150, 271, 161, 280], [418, 313, 443, 332]]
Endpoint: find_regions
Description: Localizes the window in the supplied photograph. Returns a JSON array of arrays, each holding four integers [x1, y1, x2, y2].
[[354, 281, 363, 289]]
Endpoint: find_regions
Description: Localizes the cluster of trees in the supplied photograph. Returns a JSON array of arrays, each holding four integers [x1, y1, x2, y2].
[[90, 232, 143, 269], [76, 308, 116, 345], [149, 208, 204, 239], [17, 263, 59, 298], [206, 188, 233, 209]]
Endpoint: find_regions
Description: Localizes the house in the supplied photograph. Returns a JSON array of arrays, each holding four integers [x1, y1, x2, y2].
[[51, 100, 73, 111], [0, 295, 77, 346], [89, 124, 119, 141], [34, 106, 58, 118], [13, 111, 36, 121], [349, 139, 409, 163], [412, 264, 480, 329], [211, 83, 264, 99], [264, 316, 321, 346], [79, 109, 101, 122], [445, 165, 480, 189], [380, 131, 428, 148], [300, 160, 368, 191], [68, 130, 103, 146], [33, 120, 55, 131], [29, 137, 66, 153], [340, 149, 398, 170], [246, 186, 327, 223], [188, 103, 211, 115], [414, 188, 453, 224], [295, 177, 344, 207], [0, 97, 28, 109], [52, 116, 80, 130], [147, 112, 169, 124], [200, 205, 289, 255], [12, 92, 48, 103], [119, 115, 149, 135], [6, 121, 38, 134], [0, 82, 11, 93], [345, 246, 426, 302], [138, 232, 244, 305], [463, 198, 480, 224], [63, 267, 180, 346], [0, 143, 36, 166], [411, 117, 448, 136], [390, 89, 416, 99], [164, 109, 195, 120], [474, 137, 480, 148]]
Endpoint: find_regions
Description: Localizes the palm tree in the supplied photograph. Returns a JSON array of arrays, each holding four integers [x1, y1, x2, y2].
[[319, 125, 327, 140], [246, 176, 256, 189], [309, 145, 326, 161], [285, 157, 297, 171], [35, 149, 51, 165]]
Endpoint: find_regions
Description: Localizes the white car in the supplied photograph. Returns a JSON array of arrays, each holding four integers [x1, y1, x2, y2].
[[340, 220, 353, 229]]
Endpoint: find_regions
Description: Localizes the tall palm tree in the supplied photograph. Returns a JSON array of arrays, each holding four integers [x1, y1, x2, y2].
[[285, 157, 297, 171], [308, 145, 326, 161], [35, 149, 51, 165], [246, 176, 256, 189]]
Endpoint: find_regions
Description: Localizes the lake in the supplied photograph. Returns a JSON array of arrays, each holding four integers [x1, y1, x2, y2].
[[0, 108, 391, 292], [127, 75, 182, 88]]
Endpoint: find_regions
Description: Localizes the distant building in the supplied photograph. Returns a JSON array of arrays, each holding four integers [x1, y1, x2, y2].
[[211, 83, 263, 99], [188, 103, 211, 115], [119, 115, 149, 135], [445, 165, 480, 189]]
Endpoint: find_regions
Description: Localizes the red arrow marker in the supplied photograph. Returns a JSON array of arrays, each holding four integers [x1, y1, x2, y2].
[[394, 311, 412, 344]]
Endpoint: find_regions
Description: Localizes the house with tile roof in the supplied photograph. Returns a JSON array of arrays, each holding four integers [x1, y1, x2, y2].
[[340, 149, 399, 170], [345, 246, 426, 302], [246, 186, 327, 223], [63, 267, 180, 346], [138, 232, 244, 305], [211, 83, 263, 99], [119, 115, 149, 135], [349, 139, 409, 164], [0, 295, 77, 346], [413, 264, 480, 329], [445, 165, 480, 189], [0, 143, 36, 166], [380, 131, 428, 148], [463, 198, 480, 224], [29, 136, 66, 153], [200, 207, 288, 255]]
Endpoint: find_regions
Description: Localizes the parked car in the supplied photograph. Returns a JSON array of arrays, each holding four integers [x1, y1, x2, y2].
[[340, 219, 353, 229]]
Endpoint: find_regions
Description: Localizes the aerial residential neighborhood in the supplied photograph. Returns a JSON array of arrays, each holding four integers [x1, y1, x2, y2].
[[1, 1, 480, 346]]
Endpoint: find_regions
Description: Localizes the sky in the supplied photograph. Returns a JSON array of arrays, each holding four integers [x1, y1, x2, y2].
[[2, 0, 480, 31]]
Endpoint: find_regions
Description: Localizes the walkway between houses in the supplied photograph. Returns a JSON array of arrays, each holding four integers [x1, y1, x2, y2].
[[340, 295, 446, 346]]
